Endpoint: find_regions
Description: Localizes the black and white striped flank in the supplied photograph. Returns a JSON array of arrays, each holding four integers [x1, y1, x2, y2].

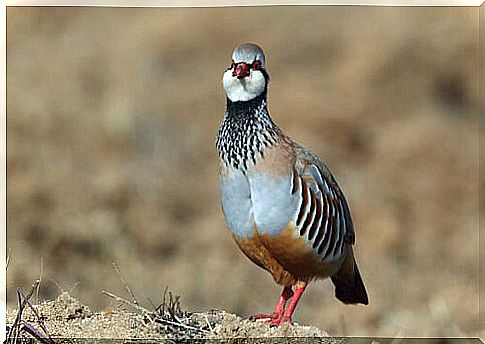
[[290, 163, 355, 262]]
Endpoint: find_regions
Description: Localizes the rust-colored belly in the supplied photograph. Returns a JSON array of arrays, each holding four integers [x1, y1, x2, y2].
[[233, 224, 340, 286]]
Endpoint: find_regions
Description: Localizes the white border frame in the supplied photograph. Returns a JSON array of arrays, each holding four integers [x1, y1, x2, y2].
[[1, 2, 481, 343]]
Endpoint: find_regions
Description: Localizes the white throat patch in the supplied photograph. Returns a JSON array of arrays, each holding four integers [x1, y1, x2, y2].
[[222, 69, 266, 102]]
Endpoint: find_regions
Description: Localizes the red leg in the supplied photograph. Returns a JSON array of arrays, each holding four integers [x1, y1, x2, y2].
[[250, 286, 293, 321], [277, 281, 307, 326]]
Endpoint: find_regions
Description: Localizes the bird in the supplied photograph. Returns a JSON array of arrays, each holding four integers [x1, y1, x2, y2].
[[216, 43, 368, 327]]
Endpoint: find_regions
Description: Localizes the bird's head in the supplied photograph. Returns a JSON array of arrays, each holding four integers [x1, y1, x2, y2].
[[223, 43, 269, 102]]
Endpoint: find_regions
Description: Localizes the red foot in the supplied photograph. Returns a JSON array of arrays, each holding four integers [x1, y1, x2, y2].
[[272, 283, 306, 327], [268, 314, 282, 326], [275, 315, 293, 327], [249, 284, 305, 328]]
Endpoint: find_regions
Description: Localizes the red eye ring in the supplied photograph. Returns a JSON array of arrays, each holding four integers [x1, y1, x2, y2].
[[251, 60, 261, 70]]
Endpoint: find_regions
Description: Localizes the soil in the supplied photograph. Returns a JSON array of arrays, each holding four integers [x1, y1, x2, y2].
[[6, 292, 333, 342]]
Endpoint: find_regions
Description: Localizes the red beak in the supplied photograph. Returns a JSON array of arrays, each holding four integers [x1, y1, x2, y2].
[[232, 63, 249, 79]]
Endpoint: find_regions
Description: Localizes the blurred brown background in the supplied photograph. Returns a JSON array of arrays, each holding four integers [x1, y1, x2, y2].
[[6, 6, 479, 337]]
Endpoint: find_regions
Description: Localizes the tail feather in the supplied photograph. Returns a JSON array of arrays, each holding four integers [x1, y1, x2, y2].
[[331, 257, 369, 305]]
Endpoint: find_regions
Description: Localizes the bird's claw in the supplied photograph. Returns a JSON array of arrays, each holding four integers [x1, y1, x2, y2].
[[269, 315, 292, 327], [251, 313, 292, 327]]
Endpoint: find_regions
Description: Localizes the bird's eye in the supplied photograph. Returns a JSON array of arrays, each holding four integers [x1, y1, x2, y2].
[[251, 60, 261, 70]]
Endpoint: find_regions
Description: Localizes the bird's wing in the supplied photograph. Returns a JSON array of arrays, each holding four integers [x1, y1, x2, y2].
[[291, 142, 355, 262]]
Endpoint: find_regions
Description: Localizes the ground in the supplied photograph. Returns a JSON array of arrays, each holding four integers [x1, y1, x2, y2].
[[6, 292, 331, 342]]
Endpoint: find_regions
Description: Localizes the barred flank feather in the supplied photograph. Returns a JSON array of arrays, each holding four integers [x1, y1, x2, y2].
[[292, 162, 353, 262]]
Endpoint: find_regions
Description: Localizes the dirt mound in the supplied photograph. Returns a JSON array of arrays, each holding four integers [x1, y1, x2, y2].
[[6, 292, 330, 341]]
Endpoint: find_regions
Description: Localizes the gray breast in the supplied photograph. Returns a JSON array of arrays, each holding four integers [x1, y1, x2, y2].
[[220, 168, 254, 237], [248, 171, 300, 237], [220, 168, 300, 238]]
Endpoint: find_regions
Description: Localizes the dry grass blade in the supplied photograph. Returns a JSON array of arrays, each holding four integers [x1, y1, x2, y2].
[[146, 297, 156, 310], [102, 289, 155, 330], [157, 286, 169, 316], [153, 287, 210, 335], [36, 257, 44, 304], [102, 287, 211, 337], [156, 287, 184, 320], [111, 262, 139, 306], [102, 266, 211, 337], [152, 316, 210, 334], [203, 314, 213, 332], [102, 290, 152, 315]]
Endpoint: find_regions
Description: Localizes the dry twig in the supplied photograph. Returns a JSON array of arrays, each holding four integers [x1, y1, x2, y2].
[[36, 257, 44, 304], [112, 262, 139, 306], [152, 316, 209, 333], [103, 265, 212, 338], [102, 290, 151, 315], [7, 281, 38, 343], [7, 280, 55, 344], [102, 288, 210, 336]]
